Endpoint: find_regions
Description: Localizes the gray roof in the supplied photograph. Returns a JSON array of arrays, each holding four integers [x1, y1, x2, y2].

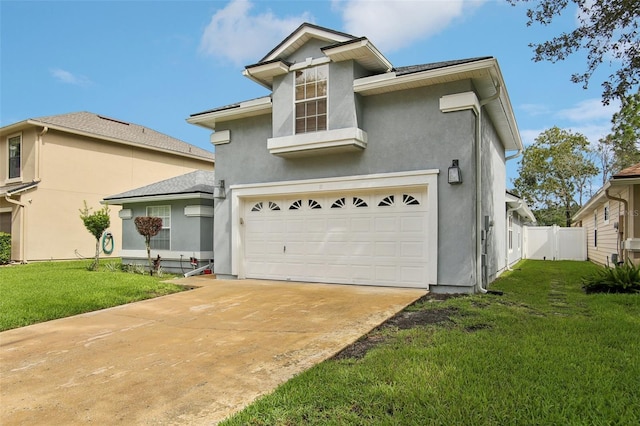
[[104, 170, 215, 202], [30, 112, 214, 161], [394, 57, 493, 76]]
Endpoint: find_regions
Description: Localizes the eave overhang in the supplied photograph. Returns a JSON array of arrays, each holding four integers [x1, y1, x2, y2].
[[321, 37, 392, 73], [187, 96, 272, 131], [102, 192, 214, 206], [354, 58, 523, 153], [242, 60, 291, 90]]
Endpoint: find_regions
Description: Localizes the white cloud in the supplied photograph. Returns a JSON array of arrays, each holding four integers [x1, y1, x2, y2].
[[518, 103, 551, 117], [556, 98, 619, 122], [50, 68, 92, 87], [333, 0, 485, 52], [199, 0, 312, 66]]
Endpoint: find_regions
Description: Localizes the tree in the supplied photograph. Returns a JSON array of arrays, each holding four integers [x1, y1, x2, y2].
[[509, 0, 640, 104], [605, 91, 640, 173], [134, 216, 163, 276], [514, 127, 599, 226], [79, 201, 110, 271]]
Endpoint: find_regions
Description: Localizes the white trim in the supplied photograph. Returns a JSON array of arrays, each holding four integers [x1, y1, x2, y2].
[[603, 201, 610, 225], [289, 57, 330, 71], [267, 127, 367, 156], [184, 205, 214, 217], [230, 169, 439, 286], [0, 207, 12, 213], [103, 192, 214, 205], [210, 130, 230, 146], [187, 97, 272, 130], [263, 26, 352, 62]]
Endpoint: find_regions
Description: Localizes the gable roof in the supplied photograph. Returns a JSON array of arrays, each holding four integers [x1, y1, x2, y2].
[[260, 23, 356, 63], [1, 112, 214, 162], [103, 170, 215, 204]]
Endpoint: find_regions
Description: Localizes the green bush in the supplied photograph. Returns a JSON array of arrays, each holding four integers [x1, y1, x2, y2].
[[0, 232, 10, 265], [582, 260, 640, 294]]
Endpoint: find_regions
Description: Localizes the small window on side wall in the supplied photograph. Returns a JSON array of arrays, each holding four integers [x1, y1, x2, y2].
[[8, 134, 21, 180], [146, 205, 171, 250]]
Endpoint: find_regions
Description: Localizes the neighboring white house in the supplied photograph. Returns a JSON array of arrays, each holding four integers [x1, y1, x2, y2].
[[186, 23, 524, 293]]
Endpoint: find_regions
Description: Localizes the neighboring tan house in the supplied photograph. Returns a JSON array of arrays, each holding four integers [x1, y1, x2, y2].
[[187, 23, 524, 293], [506, 191, 536, 267], [1, 111, 214, 262], [572, 162, 640, 266], [103, 170, 215, 274]]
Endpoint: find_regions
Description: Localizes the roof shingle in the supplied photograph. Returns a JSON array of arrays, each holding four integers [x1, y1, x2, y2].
[[32, 112, 214, 160], [613, 162, 640, 178], [104, 170, 215, 201]]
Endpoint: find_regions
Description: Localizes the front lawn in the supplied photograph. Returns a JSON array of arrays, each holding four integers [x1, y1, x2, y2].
[[0, 260, 186, 331], [222, 260, 640, 425]]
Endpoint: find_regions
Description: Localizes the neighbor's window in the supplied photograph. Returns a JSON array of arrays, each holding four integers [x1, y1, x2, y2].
[[146, 205, 171, 250], [295, 64, 327, 134], [8, 134, 21, 180]]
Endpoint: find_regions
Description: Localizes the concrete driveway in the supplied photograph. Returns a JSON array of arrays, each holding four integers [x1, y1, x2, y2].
[[0, 277, 426, 425]]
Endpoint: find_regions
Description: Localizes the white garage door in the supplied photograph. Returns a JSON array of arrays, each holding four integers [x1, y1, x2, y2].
[[241, 189, 430, 288]]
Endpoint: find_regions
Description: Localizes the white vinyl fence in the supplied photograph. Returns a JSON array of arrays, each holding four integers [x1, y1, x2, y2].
[[523, 225, 587, 261]]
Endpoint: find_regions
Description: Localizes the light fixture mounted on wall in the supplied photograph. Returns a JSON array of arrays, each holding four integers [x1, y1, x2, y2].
[[213, 179, 226, 199], [448, 160, 462, 184]]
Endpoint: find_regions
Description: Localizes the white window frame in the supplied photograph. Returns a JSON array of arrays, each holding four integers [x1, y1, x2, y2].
[[294, 64, 328, 134], [7, 133, 22, 182], [603, 202, 610, 225], [146, 205, 171, 250]]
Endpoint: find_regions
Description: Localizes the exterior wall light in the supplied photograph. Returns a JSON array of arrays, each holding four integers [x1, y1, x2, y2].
[[213, 179, 226, 199], [448, 160, 462, 184]]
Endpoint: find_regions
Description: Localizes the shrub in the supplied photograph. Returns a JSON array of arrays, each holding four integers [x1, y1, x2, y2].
[[582, 260, 640, 294], [0, 232, 10, 265]]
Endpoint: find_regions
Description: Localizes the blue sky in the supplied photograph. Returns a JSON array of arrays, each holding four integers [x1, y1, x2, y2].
[[1, 0, 621, 187]]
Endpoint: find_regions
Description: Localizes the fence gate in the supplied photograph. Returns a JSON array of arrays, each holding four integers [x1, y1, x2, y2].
[[523, 225, 587, 261]]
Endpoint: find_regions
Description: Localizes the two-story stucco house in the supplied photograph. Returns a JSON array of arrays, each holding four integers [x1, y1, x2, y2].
[[187, 23, 523, 294], [1, 111, 214, 262], [573, 162, 640, 266]]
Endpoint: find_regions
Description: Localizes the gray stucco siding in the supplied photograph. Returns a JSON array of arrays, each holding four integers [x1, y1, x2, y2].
[[212, 81, 486, 289]]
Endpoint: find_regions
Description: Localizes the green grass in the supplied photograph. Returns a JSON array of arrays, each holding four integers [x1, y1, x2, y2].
[[222, 260, 640, 425], [0, 260, 185, 331]]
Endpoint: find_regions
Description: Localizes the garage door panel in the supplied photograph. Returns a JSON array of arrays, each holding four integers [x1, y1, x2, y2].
[[243, 187, 430, 287]]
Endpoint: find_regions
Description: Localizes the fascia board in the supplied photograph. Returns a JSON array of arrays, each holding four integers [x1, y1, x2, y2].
[[102, 192, 214, 205], [263, 26, 353, 62], [323, 39, 392, 72], [355, 58, 523, 152], [186, 97, 272, 130]]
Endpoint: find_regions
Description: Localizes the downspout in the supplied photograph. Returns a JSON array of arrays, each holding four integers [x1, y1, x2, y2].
[[475, 85, 502, 293], [605, 189, 628, 263], [4, 194, 26, 263], [36, 126, 48, 181]]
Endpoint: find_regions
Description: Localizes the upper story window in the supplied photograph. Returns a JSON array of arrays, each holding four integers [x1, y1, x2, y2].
[[295, 64, 327, 134], [8, 134, 21, 180], [146, 205, 171, 250]]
